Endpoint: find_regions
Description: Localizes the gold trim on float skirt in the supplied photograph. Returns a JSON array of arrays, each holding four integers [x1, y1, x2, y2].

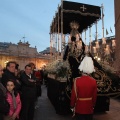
[[97, 92, 120, 97], [77, 97, 92, 100]]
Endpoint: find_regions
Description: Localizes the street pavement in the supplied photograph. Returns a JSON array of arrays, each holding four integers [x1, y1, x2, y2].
[[94, 98, 120, 120], [34, 85, 120, 120]]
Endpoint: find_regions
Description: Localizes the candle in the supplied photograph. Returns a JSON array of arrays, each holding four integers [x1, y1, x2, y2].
[[95, 41, 99, 48], [77, 41, 82, 49], [112, 40, 116, 47], [93, 47, 96, 53], [76, 34, 79, 41], [102, 37, 106, 44], [105, 48, 110, 55], [105, 45, 110, 55]]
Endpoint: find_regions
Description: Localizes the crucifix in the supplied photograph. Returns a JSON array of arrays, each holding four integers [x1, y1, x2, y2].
[[80, 5, 86, 11], [22, 35, 26, 43]]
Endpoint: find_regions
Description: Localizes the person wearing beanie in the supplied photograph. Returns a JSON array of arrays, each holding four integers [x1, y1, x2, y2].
[[70, 56, 97, 120]]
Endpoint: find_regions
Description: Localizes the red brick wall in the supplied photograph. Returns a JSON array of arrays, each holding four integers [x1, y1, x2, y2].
[[114, 0, 120, 70]]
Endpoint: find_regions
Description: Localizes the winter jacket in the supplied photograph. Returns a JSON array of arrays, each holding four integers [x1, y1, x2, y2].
[[6, 92, 21, 119]]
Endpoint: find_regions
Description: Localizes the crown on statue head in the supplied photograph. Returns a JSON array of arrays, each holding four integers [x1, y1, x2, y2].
[[70, 21, 79, 30]]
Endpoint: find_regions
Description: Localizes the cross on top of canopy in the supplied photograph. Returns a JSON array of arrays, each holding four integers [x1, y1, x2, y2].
[[50, 1, 101, 34]]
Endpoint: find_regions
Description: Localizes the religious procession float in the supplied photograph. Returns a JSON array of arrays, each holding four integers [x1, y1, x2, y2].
[[46, 0, 120, 115]]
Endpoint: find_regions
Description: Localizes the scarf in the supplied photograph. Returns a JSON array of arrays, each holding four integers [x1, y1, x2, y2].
[[11, 91, 17, 110]]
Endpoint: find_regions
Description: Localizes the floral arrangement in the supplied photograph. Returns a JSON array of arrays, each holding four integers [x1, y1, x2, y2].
[[46, 59, 70, 78]]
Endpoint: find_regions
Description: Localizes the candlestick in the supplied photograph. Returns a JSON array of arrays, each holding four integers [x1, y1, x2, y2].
[[102, 37, 106, 44], [95, 41, 99, 48], [105, 45, 110, 55], [112, 40, 116, 47], [76, 34, 79, 41], [93, 47, 96, 53]]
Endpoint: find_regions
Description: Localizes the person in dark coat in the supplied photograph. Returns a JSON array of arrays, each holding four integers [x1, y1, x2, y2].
[[20, 64, 37, 120], [34, 69, 42, 97], [1, 61, 21, 91], [0, 65, 10, 120]]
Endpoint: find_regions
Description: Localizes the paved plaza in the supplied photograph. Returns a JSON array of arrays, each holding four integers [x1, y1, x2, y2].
[[34, 85, 120, 120]]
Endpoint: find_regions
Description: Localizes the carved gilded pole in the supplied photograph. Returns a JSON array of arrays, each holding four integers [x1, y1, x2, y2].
[[89, 27, 92, 52], [58, 5, 60, 53], [85, 30, 86, 45], [61, 0, 64, 56], [101, 4, 104, 38], [96, 21, 98, 41], [55, 12, 57, 60]]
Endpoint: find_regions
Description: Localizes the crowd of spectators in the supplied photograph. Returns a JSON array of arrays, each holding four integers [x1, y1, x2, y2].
[[0, 61, 45, 120]]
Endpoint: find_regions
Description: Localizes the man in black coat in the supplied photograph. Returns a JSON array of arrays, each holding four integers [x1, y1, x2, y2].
[[0, 65, 9, 120], [20, 64, 37, 120], [1, 61, 21, 91]]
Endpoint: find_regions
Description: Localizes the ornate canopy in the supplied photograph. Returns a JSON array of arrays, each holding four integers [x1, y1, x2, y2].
[[50, 1, 101, 34]]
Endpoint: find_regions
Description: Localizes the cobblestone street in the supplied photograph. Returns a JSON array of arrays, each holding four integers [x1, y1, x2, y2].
[[34, 85, 120, 120]]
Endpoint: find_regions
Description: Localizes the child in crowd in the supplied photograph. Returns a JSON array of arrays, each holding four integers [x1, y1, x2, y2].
[[4, 79, 21, 120]]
